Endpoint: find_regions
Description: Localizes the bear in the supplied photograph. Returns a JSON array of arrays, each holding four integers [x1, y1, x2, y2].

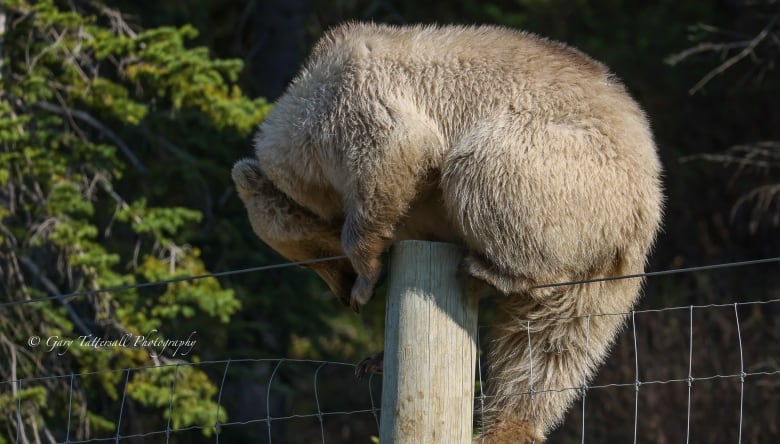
[[232, 22, 663, 443]]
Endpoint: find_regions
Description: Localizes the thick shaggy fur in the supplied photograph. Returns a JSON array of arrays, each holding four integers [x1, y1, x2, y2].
[[232, 23, 663, 442]]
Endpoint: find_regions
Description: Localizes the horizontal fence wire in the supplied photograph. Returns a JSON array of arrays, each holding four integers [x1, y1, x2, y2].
[[3, 255, 779, 443], [1, 255, 778, 309], [0, 255, 350, 308]]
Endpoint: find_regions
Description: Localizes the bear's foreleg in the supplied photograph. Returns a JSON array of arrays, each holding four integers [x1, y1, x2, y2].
[[338, 113, 443, 311], [232, 159, 356, 304]]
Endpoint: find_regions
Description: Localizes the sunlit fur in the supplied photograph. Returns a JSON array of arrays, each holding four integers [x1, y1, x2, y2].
[[232, 23, 663, 442]]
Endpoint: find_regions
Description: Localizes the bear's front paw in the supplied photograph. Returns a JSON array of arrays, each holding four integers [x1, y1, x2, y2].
[[231, 159, 261, 186], [349, 273, 381, 312], [355, 351, 384, 378], [231, 159, 265, 203]]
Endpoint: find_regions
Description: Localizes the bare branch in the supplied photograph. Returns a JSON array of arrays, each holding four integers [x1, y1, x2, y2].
[[93, 2, 138, 38], [731, 184, 780, 231], [666, 41, 752, 66], [94, 173, 143, 225], [139, 125, 197, 162], [681, 142, 780, 170], [0, 9, 5, 82], [18, 256, 94, 337], [27, 28, 67, 72], [33, 101, 149, 175], [688, 13, 780, 94], [4, 335, 32, 444]]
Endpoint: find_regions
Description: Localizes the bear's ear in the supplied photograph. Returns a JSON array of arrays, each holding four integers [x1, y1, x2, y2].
[[231, 158, 262, 194]]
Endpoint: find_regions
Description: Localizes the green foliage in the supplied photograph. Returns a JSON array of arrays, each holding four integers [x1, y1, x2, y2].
[[127, 365, 226, 434], [0, 0, 266, 440]]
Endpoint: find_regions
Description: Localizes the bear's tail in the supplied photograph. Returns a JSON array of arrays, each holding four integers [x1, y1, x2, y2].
[[479, 252, 646, 443]]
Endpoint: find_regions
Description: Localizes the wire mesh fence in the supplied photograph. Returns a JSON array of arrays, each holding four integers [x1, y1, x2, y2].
[[3, 256, 779, 443], [546, 295, 780, 444], [5, 359, 381, 444]]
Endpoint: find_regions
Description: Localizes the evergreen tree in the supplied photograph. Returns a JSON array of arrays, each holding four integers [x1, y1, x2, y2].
[[0, 0, 269, 439]]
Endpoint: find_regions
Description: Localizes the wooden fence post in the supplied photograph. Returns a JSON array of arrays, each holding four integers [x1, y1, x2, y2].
[[379, 240, 479, 443]]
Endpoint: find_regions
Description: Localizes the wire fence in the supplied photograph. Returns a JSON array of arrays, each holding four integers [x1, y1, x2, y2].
[[477, 300, 780, 444], [6, 359, 381, 444], [2, 255, 779, 443]]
